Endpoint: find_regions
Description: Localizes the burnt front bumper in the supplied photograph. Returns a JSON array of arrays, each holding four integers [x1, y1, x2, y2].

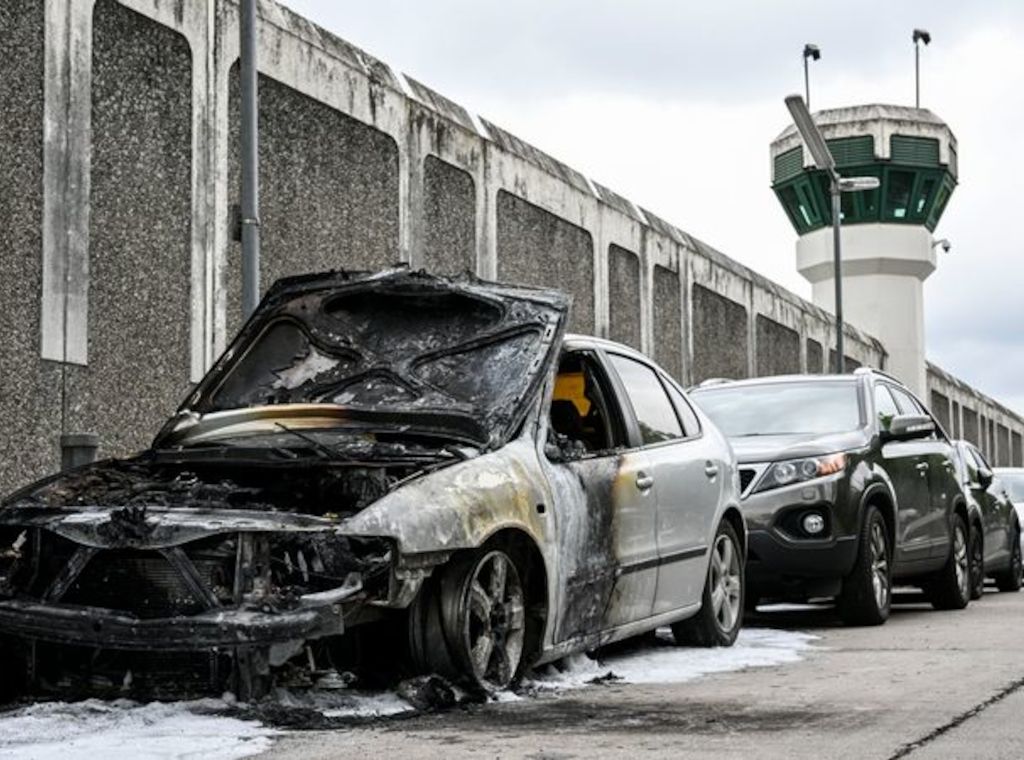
[[0, 582, 359, 651]]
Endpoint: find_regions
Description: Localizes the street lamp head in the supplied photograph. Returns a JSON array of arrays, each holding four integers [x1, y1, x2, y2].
[[913, 28, 931, 45], [803, 43, 821, 61], [784, 94, 836, 174], [837, 176, 881, 192]]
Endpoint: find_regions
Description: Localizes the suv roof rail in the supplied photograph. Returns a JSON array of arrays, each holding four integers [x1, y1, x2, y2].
[[853, 366, 903, 385], [695, 377, 734, 389]]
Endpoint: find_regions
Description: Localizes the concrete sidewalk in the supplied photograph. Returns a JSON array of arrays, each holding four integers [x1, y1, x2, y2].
[[260, 589, 1024, 759]]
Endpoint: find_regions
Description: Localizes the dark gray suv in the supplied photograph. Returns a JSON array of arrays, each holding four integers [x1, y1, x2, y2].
[[691, 369, 969, 626]]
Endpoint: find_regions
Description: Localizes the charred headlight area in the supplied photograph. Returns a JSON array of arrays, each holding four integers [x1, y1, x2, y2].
[[269, 534, 392, 603], [0, 527, 32, 598]]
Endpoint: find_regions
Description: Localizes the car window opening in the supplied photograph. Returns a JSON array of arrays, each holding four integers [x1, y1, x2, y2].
[[550, 352, 623, 455]]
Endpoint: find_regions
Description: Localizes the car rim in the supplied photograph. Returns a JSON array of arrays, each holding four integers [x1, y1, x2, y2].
[[461, 551, 525, 690], [869, 521, 890, 611], [953, 524, 969, 599], [710, 532, 742, 632], [970, 532, 983, 594]]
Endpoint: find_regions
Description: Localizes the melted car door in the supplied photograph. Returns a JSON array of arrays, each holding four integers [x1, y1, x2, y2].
[[545, 350, 658, 643]]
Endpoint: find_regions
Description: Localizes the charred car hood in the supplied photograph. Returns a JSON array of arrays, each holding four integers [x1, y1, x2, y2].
[[161, 268, 569, 450], [728, 430, 867, 464]]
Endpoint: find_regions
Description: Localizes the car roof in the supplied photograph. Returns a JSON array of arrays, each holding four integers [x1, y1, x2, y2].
[[563, 333, 652, 362]]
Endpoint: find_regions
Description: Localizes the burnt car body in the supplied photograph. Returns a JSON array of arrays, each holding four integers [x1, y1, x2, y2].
[[0, 269, 745, 699], [949, 441, 1023, 598]]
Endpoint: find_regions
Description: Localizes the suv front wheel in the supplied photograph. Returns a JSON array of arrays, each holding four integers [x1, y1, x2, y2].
[[837, 505, 892, 626], [927, 513, 971, 610]]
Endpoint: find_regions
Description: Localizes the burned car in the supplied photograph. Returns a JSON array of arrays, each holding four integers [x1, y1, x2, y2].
[[0, 269, 745, 699]]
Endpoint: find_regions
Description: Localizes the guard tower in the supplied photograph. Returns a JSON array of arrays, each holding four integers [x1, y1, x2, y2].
[[770, 105, 957, 396]]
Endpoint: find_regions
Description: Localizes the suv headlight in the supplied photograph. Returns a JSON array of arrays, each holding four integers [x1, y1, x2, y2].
[[754, 453, 847, 493]]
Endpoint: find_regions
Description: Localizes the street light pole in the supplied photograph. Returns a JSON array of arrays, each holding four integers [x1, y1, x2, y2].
[[784, 95, 880, 373], [830, 183, 843, 370], [912, 29, 931, 108], [803, 44, 820, 109]]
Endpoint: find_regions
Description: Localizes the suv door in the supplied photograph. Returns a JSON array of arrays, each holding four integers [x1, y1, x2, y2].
[[546, 349, 659, 639], [605, 353, 722, 615], [875, 382, 932, 564], [968, 445, 1011, 567], [889, 384, 958, 559]]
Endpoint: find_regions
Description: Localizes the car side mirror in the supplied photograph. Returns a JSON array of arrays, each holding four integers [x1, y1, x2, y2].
[[977, 467, 994, 489], [544, 441, 565, 462], [881, 413, 935, 441]]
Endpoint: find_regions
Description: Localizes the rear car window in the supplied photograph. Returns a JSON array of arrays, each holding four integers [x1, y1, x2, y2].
[[608, 354, 683, 445]]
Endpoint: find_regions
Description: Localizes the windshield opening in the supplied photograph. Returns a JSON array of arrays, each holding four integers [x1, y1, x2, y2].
[[694, 381, 864, 437]]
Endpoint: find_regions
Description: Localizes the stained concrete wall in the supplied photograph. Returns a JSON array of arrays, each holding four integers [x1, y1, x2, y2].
[[0, 0, 1021, 495], [0, 0, 62, 490], [608, 245, 641, 350], [69, 0, 195, 457], [928, 363, 1024, 466]]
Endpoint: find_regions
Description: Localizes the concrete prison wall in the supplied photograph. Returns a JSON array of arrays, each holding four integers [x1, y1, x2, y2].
[[0, 0, 1020, 496]]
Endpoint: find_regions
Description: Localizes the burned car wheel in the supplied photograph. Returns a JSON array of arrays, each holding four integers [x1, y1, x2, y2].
[[410, 548, 526, 691], [671, 520, 743, 647]]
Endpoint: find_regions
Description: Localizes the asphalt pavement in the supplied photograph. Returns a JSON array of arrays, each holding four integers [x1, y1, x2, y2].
[[260, 587, 1024, 759]]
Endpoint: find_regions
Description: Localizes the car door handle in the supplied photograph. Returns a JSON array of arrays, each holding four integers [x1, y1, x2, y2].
[[704, 462, 719, 479], [635, 473, 655, 491]]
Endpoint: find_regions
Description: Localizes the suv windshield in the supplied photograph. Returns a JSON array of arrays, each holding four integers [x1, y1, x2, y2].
[[1001, 472, 1024, 502], [694, 381, 863, 437]]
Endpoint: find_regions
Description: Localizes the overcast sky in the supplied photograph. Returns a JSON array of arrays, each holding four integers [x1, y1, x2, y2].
[[285, 0, 1024, 413]]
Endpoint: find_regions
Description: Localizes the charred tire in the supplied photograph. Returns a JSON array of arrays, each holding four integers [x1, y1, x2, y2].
[[968, 524, 985, 601], [994, 523, 1023, 592], [409, 548, 526, 692], [928, 514, 971, 611], [837, 505, 892, 626], [672, 520, 744, 647]]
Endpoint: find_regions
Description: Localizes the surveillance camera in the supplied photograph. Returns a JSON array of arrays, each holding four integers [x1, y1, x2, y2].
[[940, 240, 951, 253]]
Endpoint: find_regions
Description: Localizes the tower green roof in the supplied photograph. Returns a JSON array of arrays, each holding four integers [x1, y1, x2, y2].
[[769, 104, 957, 234]]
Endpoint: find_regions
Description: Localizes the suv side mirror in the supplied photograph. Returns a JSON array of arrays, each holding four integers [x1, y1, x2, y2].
[[976, 467, 994, 489], [882, 413, 935, 441]]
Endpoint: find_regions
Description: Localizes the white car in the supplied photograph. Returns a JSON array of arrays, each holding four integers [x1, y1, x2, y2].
[[994, 467, 1024, 553]]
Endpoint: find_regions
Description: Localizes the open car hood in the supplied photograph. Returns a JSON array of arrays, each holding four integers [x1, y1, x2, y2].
[[159, 268, 569, 450]]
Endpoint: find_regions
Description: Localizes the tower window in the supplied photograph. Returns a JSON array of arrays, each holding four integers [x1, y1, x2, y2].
[[885, 170, 914, 219]]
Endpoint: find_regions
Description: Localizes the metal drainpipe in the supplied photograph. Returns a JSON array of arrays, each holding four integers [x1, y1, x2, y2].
[[240, 0, 260, 319], [61, 433, 98, 471]]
